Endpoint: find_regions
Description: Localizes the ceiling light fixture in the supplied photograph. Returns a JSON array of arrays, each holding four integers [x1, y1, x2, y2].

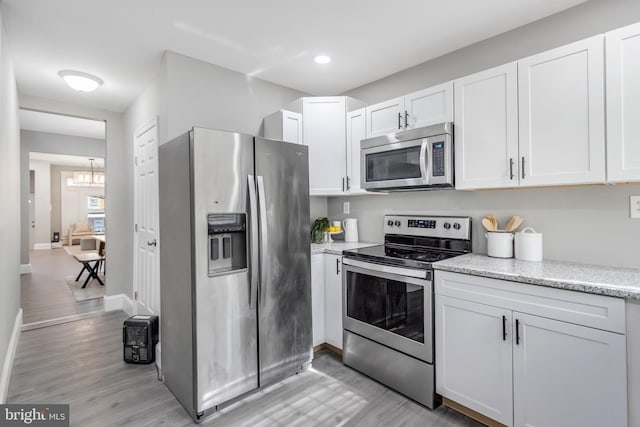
[[69, 158, 104, 187], [58, 70, 104, 93], [314, 55, 331, 64]]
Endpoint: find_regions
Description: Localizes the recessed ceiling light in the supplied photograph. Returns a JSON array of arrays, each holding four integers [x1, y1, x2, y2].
[[314, 55, 331, 64], [58, 70, 104, 93]]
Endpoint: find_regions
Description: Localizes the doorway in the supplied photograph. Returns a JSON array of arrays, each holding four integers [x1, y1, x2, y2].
[[20, 109, 107, 328]]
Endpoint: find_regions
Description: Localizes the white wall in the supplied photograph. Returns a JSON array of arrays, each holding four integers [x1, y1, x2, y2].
[[0, 3, 22, 402], [329, 0, 640, 270], [19, 95, 131, 298], [29, 158, 51, 247]]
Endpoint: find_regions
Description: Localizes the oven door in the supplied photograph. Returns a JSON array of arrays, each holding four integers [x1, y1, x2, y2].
[[361, 138, 430, 190], [342, 259, 432, 363]]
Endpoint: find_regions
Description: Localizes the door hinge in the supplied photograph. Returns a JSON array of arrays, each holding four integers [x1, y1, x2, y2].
[[135, 223, 138, 232], [134, 291, 138, 300], [134, 156, 138, 166]]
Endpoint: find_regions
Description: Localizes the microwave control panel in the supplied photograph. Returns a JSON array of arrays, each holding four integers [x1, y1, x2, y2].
[[432, 141, 445, 177]]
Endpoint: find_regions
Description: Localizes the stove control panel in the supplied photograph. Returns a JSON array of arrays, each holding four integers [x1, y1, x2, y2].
[[384, 215, 471, 240]]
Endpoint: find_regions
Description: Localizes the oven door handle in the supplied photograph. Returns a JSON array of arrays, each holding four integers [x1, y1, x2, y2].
[[342, 257, 428, 279]]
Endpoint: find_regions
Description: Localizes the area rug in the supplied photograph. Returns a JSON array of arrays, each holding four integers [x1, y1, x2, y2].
[[64, 274, 105, 301]]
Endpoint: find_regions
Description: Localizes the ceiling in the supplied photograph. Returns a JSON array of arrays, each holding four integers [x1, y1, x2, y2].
[[20, 110, 105, 139], [29, 152, 104, 168], [3, 0, 588, 113]]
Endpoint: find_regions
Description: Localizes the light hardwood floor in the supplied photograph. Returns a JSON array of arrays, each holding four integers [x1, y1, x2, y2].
[[21, 248, 103, 324], [8, 311, 483, 427]]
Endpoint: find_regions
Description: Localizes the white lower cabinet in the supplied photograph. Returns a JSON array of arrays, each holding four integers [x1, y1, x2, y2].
[[311, 253, 344, 350], [311, 254, 325, 347], [435, 271, 627, 427], [436, 296, 513, 425], [324, 254, 343, 349]]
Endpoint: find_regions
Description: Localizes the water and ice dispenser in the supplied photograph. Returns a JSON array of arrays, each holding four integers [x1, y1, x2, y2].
[[207, 213, 247, 275]]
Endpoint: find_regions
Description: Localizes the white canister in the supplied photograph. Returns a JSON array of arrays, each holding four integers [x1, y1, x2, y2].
[[485, 231, 514, 258], [515, 227, 543, 261]]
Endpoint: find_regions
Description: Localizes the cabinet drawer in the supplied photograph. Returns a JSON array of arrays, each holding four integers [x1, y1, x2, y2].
[[435, 271, 625, 333]]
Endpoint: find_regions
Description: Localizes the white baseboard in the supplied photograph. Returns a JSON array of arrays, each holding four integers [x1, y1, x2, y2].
[[1, 308, 23, 403], [104, 293, 134, 316], [33, 243, 52, 250], [19, 264, 31, 275]]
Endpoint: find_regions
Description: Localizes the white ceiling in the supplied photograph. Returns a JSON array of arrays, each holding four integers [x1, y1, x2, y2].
[[20, 110, 105, 139], [3, 0, 588, 113], [29, 152, 104, 168]]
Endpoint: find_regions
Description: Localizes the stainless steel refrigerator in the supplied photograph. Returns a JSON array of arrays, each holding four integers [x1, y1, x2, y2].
[[158, 127, 312, 421]]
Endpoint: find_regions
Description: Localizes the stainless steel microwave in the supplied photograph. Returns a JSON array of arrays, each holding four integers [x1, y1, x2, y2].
[[360, 123, 453, 191]]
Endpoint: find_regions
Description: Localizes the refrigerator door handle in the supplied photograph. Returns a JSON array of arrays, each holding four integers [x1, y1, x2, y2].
[[256, 175, 268, 308], [248, 175, 259, 309]]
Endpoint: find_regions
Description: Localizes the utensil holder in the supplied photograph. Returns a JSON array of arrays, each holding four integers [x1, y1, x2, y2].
[[485, 231, 514, 258]]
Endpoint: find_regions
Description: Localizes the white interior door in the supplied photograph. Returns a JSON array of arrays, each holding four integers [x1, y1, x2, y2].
[[134, 118, 160, 316]]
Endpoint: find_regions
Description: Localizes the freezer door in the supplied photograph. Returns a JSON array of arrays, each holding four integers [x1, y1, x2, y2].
[[191, 128, 258, 412], [254, 138, 312, 386]]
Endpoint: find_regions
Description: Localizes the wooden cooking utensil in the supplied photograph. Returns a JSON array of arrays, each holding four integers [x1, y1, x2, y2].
[[486, 215, 498, 231], [481, 218, 494, 231], [505, 215, 524, 232]]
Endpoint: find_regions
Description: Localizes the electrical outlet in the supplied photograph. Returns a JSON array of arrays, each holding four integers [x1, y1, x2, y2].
[[631, 196, 640, 219], [343, 202, 350, 214]]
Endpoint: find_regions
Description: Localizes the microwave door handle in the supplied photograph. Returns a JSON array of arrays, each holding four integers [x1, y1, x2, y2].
[[248, 175, 259, 309], [420, 140, 430, 181], [257, 176, 268, 308]]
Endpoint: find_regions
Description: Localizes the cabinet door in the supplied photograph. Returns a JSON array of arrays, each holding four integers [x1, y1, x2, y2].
[[606, 22, 640, 182], [303, 97, 347, 195], [346, 108, 367, 194], [324, 254, 343, 349], [311, 254, 325, 347], [405, 81, 454, 129], [518, 35, 605, 186], [454, 63, 519, 189], [282, 111, 303, 145], [365, 96, 404, 138], [436, 295, 514, 426], [513, 312, 627, 427]]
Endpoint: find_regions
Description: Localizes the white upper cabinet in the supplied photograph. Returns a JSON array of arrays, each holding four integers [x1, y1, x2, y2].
[[518, 35, 606, 186], [405, 81, 454, 129], [263, 109, 303, 144], [346, 108, 367, 194], [454, 63, 519, 190], [365, 83, 454, 138], [303, 97, 347, 196], [365, 96, 404, 138], [606, 22, 640, 183]]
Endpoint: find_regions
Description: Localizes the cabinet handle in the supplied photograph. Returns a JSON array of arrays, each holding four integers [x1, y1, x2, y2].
[[502, 315, 507, 341], [404, 110, 409, 128], [521, 157, 525, 179], [398, 112, 402, 130], [346, 176, 351, 191], [336, 258, 340, 275], [342, 177, 345, 192], [509, 158, 515, 180], [515, 318, 520, 345]]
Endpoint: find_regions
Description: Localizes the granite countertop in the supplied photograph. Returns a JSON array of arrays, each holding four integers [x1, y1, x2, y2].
[[311, 242, 380, 256], [433, 253, 640, 300]]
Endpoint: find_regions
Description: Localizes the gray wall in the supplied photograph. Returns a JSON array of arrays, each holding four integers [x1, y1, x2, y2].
[[20, 95, 130, 298], [164, 51, 308, 142], [0, 4, 21, 401], [20, 130, 105, 264], [329, 0, 640, 270]]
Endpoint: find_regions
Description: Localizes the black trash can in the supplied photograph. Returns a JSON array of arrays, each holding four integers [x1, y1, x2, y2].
[[123, 315, 159, 364]]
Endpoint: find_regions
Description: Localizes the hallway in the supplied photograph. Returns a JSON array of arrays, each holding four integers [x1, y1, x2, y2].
[[21, 248, 103, 325]]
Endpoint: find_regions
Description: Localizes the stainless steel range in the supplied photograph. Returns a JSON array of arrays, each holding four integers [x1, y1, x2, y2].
[[341, 214, 471, 408]]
